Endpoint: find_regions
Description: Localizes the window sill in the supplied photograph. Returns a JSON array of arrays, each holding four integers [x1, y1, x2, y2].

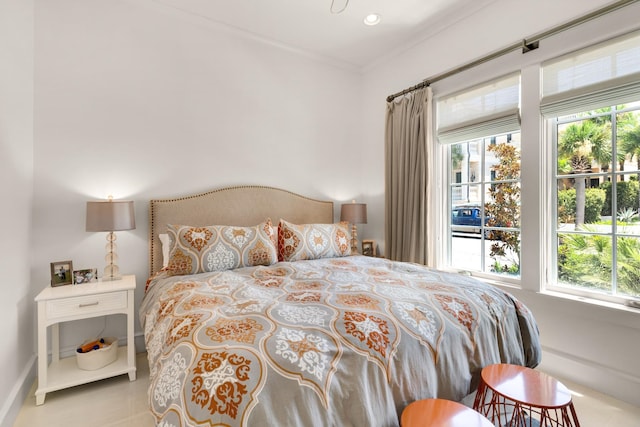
[[478, 275, 521, 291], [538, 289, 640, 315], [440, 267, 522, 289], [439, 268, 640, 316]]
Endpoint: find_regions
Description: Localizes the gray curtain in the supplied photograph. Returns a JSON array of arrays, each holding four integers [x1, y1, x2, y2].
[[384, 87, 433, 265]]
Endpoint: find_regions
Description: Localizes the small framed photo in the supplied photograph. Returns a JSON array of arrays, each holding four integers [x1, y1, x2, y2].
[[74, 268, 98, 284], [50, 260, 73, 287], [362, 240, 376, 257]]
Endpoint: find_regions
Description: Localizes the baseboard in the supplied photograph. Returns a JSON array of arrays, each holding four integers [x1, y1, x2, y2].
[[539, 345, 640, 407], [0, 353, 36, 427]]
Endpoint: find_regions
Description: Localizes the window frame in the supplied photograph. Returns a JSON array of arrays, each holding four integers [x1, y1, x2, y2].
[[431, 25, 640, 307], [444, 133, 523, 281], [544, 103, 640, 305]]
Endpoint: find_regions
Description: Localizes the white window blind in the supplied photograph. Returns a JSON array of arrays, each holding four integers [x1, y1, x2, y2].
[[436, 73, 520, 144], [541, 29, 640, 117]]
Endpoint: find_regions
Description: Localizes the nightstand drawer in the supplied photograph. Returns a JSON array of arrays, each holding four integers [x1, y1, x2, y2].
[[46, 291, 128, 320]]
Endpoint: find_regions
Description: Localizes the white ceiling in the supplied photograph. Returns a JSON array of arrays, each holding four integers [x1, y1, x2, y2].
[[154, 0, 497, 70]]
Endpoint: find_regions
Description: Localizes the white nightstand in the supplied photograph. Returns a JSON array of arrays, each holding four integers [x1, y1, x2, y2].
[[34, 275, 137, 405]]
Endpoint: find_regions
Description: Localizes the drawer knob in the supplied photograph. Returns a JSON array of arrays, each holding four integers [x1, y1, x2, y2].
[[79, 302, 99, 308]]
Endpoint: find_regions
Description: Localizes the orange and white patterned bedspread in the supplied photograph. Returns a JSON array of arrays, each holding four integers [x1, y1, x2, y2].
[[140, 256, 541, 427]]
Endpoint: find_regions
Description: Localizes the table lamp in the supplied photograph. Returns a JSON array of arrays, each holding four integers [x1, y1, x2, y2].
[[340, 201, 367, 255], [86, 197, 135, 281]]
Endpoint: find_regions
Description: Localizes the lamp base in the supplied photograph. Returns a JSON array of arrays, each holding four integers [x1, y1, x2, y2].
[[102, 232, 122, 282], [350, 224, 359, 255], [102, 263, 121, 282]]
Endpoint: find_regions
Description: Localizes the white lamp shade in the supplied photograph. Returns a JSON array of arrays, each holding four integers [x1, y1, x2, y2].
[[86, 200, 136, 232]]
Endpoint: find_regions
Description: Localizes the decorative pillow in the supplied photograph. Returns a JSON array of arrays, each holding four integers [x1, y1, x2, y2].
[[278, 219, 351, 262], [166, 219, 278, 276]]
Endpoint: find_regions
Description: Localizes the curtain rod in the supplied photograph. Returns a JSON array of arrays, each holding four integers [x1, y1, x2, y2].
[[386, 0, 640, 103]]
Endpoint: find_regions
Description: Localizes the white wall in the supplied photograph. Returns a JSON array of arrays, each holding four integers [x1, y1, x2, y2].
[[4, 0, 639, 424], [0, 0, 34, 425], [31, 0, 364, 362], [362, 0, 640, 407]]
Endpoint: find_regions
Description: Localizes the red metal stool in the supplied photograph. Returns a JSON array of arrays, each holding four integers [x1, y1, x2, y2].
[[473, 364, 581, 427], [401, 398, 494, 427]]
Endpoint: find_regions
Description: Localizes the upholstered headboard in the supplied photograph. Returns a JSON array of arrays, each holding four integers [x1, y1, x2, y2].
[[148, 185, 334, 275]]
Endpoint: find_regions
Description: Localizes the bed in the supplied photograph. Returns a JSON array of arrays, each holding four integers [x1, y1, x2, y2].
[[140, 185, 541, 426]]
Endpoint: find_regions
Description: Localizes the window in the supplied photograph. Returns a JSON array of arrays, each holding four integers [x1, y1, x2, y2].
[[542, 29, 640, 301], [432, 27, 640, 305], [448, 134, 521, 276], [437, 74, 521, 278], [551, 103, 640, 299]]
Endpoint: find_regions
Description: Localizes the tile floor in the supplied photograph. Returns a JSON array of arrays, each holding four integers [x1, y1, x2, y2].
[[552, 379, 640, 427], [14, 353, 154, 427], [13, 353, 640, 426]]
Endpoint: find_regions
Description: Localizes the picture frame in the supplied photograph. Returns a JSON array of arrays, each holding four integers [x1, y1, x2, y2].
[[362, 239, 376, 257], [74, 268, 98, 284], [50, 260, 73, 287]]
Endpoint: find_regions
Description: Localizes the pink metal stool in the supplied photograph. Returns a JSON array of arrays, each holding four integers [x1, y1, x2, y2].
[[473, 364, 580, 427]]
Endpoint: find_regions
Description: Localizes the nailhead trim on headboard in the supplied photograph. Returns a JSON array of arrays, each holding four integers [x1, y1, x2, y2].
[[148, 185, 334, 276]]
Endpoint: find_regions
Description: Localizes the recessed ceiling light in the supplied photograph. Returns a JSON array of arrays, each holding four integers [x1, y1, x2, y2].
[[363, 13, 381, 26]]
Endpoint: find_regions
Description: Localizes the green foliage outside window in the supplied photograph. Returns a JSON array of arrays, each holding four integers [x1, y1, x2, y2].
[[600, 180, 639, 216], [617, 236, 640, 296], [558, 231, 640, 297], [557, 188, 606, 225], [558, 232, 611, 290]]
